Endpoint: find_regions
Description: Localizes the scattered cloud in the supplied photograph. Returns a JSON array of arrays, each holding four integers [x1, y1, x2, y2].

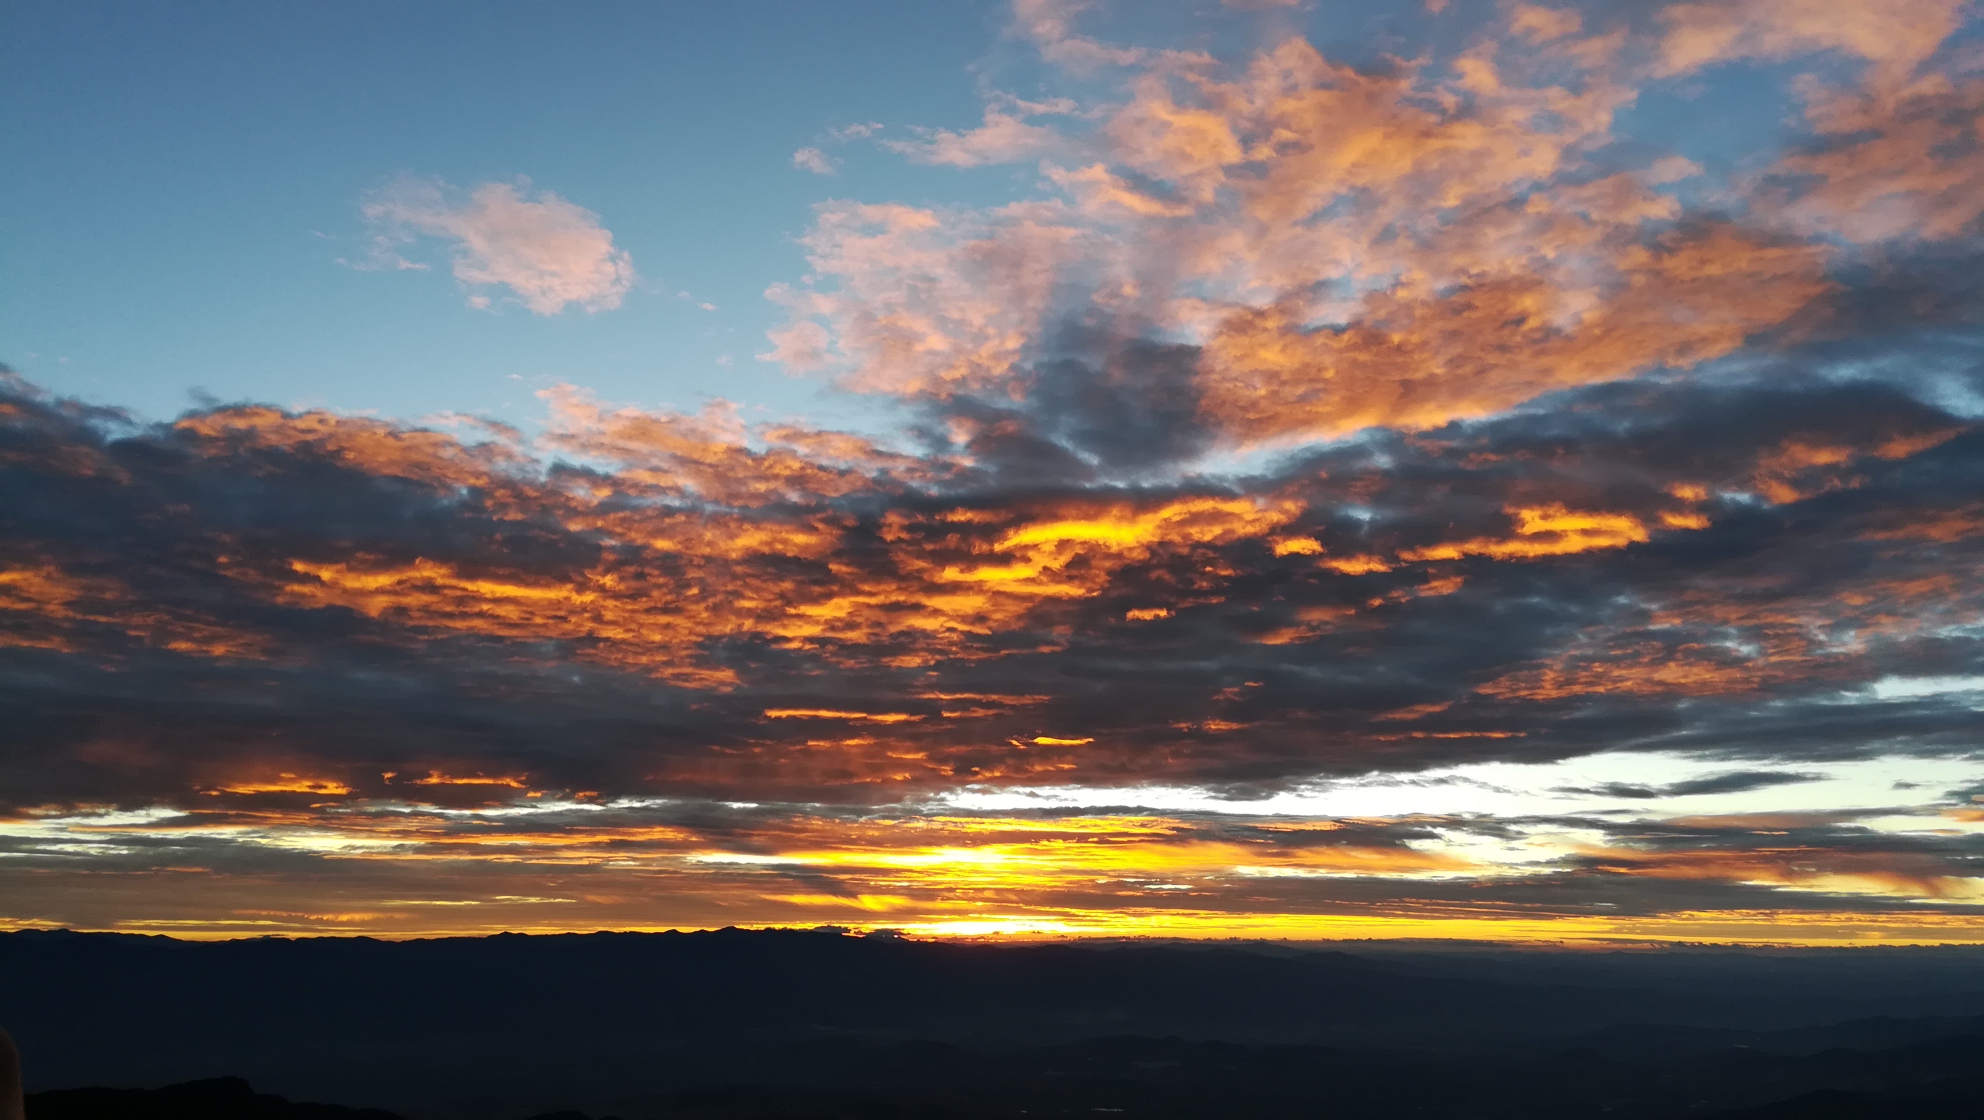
[[1653, 0, 1967, 87], [776, 18, 1871, 450], [360, 176, 636, 314], [884, 99, 1074, 167], [1013, 0, 1148, 72], [792, 146, 840, 175]]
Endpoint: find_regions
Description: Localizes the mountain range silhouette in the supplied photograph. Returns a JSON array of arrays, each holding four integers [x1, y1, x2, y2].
[[7, 929, 1983, 1119]]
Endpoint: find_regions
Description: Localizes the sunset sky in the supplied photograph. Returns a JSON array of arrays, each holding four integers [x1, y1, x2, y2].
[[4, 0, 1984, 944]]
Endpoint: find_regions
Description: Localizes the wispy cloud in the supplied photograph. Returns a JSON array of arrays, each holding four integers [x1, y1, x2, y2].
[[792, 146, 840, 175], [359, 176, 636, 314], [883, 98, 1075, 167], [789, 123, 890, 175]]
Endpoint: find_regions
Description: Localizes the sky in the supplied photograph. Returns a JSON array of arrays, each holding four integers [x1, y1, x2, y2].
[[2, 0, 1983, 945]]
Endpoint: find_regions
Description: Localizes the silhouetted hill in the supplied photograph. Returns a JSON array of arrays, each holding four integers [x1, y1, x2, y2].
[[0, 926, 1665, 1049], [1694, 1087, 1984, 1120], [26, 1077, 404, 1120], [7, 929, 1984, 1119], [555, 1030, 1984, 1120], [0, 925, 1662, 1112]]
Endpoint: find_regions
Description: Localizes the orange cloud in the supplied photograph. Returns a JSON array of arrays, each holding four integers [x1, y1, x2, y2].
[[766, 26, 1848, 441], [1861, 505, 1984, 544], [173, 406, 520, 489], [1764, 76, 1984, 243], [407, 772, 529, 788], [206, 776, 353, 797], [1583, 844, 1982, 902], [915, 692, 1051, 704], [1476, 640, 1782, 701], [538, 385, 932, 507], [764, 709, 926, 724], [1478, 565, 1983, 701], [1654, 0, 1965, 89], [274, 556, 737, 689], [1320, 555, 1394, 575], [1747, 427, 1962, 504], [0, 561, 268, 659], [1375, 702, 1453, 722], [1253, 603, 1363, 646], [760, 12, 1980, 459], [1197, 224, 1829, 444], [264, 490, 1286, 684], [1400, 504, 1651, 562]]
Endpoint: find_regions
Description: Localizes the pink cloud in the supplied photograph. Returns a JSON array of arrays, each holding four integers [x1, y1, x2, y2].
[[1509, 5, 1581, 42], [1654, 0, 1966, 89], [764, 1, 1976, 448], [884, 101, 1073, 168], [1759, 75, 1984, 243], [759, 199, 1099, 395], [1012, 0, 1148, 72], [792, 147, 839, 175], [362, 177, 636, 315]]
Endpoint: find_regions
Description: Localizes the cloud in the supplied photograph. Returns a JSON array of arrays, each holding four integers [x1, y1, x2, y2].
[[792, 147, 839, 175], [338, 235, 431, 273], [1662, 771, 1827, 797], [1012, 0, 1149, 72], [775, 19, 1882, 447], [360, 176, 636, 314], [3, 367, 1980, 807], [884, 101, 1073, 168], [1653, 0, 1966, 87], [1759, 76, 1984, 244], [1557, 771, 1827, 800], [759, 199, 1099, 395]]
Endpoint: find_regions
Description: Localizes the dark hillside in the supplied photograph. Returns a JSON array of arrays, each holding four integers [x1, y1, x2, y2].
[[8, 930, 1984, 1120]]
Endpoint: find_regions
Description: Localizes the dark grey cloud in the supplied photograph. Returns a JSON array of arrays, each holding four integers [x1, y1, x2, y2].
[[1556, 771, 1827, 800], [5, 354, 1984, 822]]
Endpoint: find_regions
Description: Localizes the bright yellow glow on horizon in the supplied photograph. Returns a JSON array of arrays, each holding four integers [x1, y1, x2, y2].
[[25, 908, 1984, 948], [11, 792, 1982, 946]]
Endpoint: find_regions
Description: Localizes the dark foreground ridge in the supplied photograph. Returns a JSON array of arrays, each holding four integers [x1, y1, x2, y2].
[[27, 1077, 402, 1120], [7, 928, 1984, 1120]]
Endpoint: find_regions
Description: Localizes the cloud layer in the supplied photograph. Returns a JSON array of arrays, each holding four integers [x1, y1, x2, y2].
[[4, 0, 1983, 942]]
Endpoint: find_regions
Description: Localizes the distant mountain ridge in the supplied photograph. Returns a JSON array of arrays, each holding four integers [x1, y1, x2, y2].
[[7, 929, 1984, 1120], [26, 1077, 403, 1120]]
